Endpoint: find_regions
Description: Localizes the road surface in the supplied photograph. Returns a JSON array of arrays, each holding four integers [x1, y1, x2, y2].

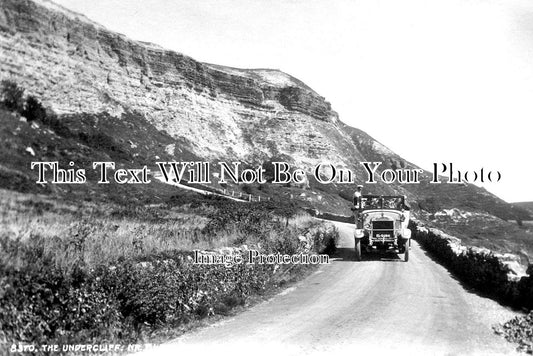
[[137, 222, 521, 356]]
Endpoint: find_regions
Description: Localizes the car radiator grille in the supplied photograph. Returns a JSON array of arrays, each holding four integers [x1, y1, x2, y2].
[[371, 220, 395, 242], [372, 221, 394, 230]]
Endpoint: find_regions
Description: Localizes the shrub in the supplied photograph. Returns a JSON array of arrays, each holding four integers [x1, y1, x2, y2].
[[0, 242, 280, 347], [41, 113, 72, 137], [496, 311, 533, 354], [241, 185, 252, 195], [22, 95, 47, 123], [0, 195, 331, 348], [312, 222, 338, 255], [0, 80, 24, 112]]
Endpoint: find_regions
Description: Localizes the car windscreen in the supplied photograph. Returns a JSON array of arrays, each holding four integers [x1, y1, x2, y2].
[[362, 196, 403, 210]]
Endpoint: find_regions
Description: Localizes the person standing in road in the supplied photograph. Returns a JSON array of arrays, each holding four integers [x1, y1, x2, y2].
[[353, 184, 363, 227]]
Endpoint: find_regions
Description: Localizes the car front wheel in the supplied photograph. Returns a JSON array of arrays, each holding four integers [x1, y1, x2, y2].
[[355, 239, 362, 261]]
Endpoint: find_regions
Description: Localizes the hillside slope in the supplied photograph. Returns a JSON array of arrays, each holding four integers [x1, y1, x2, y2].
[[513, 202, 533, 217], [0, 0, 530, 222]]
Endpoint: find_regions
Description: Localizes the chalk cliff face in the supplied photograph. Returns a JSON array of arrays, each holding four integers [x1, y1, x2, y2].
[[0, 0, 529, 222], [0, 0, 356, 167]]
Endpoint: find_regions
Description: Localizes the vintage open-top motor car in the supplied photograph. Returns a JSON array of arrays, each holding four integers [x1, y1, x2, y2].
[[353, 195, 411, 262]]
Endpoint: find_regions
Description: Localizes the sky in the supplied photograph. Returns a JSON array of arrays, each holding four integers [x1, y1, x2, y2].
[[53, 0, 533, 202]]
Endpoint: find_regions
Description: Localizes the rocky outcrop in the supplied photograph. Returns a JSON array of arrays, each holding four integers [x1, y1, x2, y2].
[[494, 311, 533, 354], [276, 86, 332, 121]]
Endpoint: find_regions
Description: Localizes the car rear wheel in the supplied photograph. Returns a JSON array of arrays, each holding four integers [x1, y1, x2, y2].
[[404, 242, 409, 262]]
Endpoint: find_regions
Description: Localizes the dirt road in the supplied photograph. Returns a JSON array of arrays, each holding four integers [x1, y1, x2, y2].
[[137, 222, 521, 356]]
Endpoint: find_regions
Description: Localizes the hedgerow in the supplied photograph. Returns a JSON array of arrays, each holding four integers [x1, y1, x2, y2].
[[0, 237, 285, 351], [0, 198, 337, 354]]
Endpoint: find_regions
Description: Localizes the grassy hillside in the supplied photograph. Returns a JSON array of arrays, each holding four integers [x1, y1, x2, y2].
[[513, 202, 533, 217], [0, 81, 342, 349], [0, 101, 197, 205], [0, 188, 339, 350], [0, 88, 349, 213], [1, 79, 531, 264]]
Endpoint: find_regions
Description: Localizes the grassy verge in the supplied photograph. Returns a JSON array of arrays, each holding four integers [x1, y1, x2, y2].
[[0, 190, 338, 354]]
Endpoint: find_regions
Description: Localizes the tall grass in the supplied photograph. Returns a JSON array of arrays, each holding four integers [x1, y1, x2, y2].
[[0, 189, 338, 349], [0, 190, 319, 274], [0, 191, 223, 273]]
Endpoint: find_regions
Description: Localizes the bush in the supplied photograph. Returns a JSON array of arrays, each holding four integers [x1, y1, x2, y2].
[[22, 95, 46, 122], [312, 222, 338, 255], [0, 237, 279, 347], [0, 80, 48, 123], [41, 113, 72, 137], [0, 235, 122, 346], [0, 80, 24, 112], [0, 195, 329, 348], [241, 185, 252, 195], [496, 311, 533, 354]]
